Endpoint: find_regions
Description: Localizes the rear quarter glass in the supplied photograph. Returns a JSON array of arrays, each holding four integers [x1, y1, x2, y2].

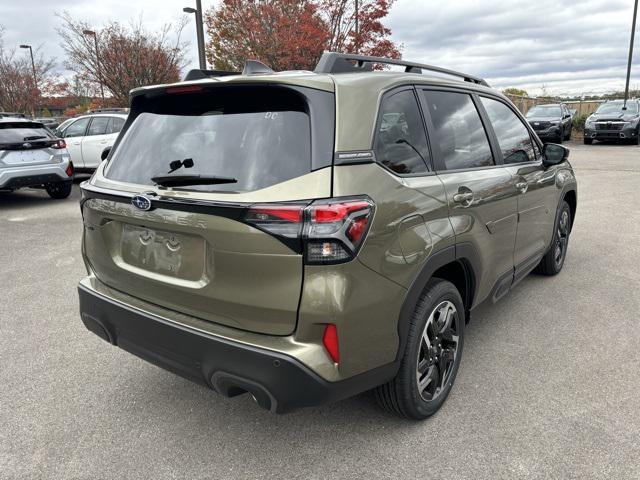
[[104, 85, 335, 193]]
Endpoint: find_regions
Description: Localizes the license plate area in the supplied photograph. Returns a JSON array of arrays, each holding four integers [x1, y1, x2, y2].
[[3, 150, 52, 166], [118, 224, 208, 284]]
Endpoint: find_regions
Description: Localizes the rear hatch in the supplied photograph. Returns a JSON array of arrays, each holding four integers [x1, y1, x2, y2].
[[0, 121, 64, 167], [81, 83, 335, 335]]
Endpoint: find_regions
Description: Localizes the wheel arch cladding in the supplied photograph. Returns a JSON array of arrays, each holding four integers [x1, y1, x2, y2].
[[395, 246, 477, 363]]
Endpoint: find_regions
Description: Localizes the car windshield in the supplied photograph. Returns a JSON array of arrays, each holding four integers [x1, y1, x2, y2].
[[595, 102, 639, 115], [105, 86, 315, 192], [0, 122, 54, 144], [527, 106, 561, 117]]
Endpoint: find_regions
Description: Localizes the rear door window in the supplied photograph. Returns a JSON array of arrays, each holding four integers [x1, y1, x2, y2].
[[480, 97, 535, 164], [87, 117, 110, 136], [107, 117, 125, 134], [105, 86, 330, 192], [421, 90, 494, 170], [374, 89, 430, 174]]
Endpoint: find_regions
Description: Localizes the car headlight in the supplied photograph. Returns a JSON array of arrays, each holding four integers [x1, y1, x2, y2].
[[585, 117, 595, 127]]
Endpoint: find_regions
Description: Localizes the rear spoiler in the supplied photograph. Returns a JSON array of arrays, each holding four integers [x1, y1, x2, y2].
[[183, 60, 274, 81]]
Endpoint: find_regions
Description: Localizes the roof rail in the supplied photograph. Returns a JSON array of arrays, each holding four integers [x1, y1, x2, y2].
[[87, 107, 129, 114], [314, 52, 489, 87]]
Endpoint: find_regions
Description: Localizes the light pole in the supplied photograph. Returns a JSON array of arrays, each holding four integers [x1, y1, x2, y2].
[[82, 29, 105, 101], [623, 0, 638, 109], [19, 44, 38, 115], [183, 0, 207, 70]]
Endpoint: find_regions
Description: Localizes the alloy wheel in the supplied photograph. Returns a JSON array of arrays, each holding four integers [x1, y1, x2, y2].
[[416, 301, 460, 402], [554, 208, 570, 268]]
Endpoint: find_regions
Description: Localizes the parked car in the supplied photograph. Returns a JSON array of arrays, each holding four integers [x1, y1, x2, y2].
[[55, 113, 127, 172], [0, 117, 74, 198], [0, 112, 27, 119], [525, 103, 573, 143], [78, 53, 577, 419], [33, 117, 62, 130], [583, 99, 640, 145]]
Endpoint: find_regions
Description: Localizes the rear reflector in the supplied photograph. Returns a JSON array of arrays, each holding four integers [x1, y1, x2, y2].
[[322, 324, 340, 363], [65, 162, 74, 177]]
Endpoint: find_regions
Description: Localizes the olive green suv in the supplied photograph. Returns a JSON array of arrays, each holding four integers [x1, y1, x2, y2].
[[78, 53, 577, 419]]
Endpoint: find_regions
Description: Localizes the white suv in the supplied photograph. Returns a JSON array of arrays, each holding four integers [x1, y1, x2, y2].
[[56, 112, 127, 172]]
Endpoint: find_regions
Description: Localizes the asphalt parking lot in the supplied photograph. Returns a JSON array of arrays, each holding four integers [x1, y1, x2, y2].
[[1, 140, 639, 480]]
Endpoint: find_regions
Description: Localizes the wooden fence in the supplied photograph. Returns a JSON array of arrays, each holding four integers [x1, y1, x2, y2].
[[504, 94, 605, 117]]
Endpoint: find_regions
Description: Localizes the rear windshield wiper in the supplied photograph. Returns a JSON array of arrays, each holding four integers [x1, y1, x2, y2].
[[151, 174, 238, 187]]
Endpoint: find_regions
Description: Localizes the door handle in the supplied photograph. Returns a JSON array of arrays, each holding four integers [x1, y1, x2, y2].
[[516, 182, 528, 193], [453, 192, 474, 204]]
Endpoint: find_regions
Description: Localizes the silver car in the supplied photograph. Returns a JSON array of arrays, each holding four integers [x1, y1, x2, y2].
[[0, 118, 74, 199], [55, 113, 127, 172]]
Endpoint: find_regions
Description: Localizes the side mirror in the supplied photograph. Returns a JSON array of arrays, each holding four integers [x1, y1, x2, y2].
[[101, 146, 112, 161], [542, 143, 569, 167]]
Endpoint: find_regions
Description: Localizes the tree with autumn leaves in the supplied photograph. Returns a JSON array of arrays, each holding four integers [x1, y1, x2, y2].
[[0, 26, 62, 114], [205, 0, 401, 71], [57, 14, 187, 106]]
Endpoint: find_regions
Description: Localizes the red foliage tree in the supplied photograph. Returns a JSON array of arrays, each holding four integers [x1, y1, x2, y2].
[[205, 0, 329, 71], [0, 26, 59, 114], [204, 0, 400, 71]]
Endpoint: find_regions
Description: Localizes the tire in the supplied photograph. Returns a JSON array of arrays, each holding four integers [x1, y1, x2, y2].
[[556, 133, 563, 144], [45, 181, 72, 199], [535, 200, 571, 276], [375, 279, 465, 420], [584, 138, 593, 145]]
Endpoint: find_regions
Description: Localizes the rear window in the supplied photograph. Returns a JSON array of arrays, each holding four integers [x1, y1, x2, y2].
[[105, 86, 333, 192], [0, 122, 54, 144]]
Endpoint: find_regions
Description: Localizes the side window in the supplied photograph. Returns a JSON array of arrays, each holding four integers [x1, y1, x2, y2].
[[421, 90, 494, 170], [87, 117, 109, 136], [374, 89, 430, 175], [63, 117, 90, 138], [480, 97, 535, 164], [107, 117, 125, 134]]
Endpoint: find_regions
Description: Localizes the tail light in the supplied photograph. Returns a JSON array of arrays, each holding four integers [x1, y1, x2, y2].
[[245, 196, 374, 265], [65, 161, 74, 177], [51, 139, 66, 149]]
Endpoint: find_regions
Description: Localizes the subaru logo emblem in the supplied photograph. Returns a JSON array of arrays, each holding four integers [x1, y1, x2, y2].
[[132, 195, 152, 211]]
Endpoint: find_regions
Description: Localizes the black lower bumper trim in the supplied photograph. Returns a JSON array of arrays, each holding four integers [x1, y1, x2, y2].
[[78, 284, 396, 413], [2, 174, 70, 190]]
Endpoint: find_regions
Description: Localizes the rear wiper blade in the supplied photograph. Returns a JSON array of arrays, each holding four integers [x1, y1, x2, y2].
[[151, 174, 238, 187]]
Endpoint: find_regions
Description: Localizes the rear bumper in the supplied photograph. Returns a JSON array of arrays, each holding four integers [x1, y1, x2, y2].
[[78, 282, 395, 413], [0, 162, 71, 190]]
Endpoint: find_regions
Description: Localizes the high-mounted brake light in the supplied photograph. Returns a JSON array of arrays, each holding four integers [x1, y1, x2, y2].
[[166, 85, 204, 94], [244, 197, 374, 265]]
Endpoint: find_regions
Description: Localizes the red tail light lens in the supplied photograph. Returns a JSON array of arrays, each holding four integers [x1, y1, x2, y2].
[[244, 196, 374, 265], [305, 198, 373, 265], [245, 204, 306, 239], [65, 161, 74, 177], [322, 324, 340, 363], [51, 139, 66, 149]]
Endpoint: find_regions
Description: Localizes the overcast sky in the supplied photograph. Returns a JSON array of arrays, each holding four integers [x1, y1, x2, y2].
[[1, 0, 638, 96]]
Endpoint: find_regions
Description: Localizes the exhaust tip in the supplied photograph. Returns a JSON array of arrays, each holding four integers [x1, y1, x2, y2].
[[210, 371, 278, 413]]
